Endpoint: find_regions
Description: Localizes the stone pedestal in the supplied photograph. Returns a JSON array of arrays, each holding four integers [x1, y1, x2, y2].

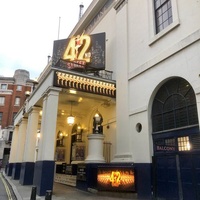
[[85, 134, 105, 163]]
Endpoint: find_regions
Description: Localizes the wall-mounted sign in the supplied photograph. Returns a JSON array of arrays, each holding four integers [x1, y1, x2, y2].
[[52, 32, 105, 71], [77, 164, 86, 181], [97, 167, 135, 192], [156, 145, 176, 152]]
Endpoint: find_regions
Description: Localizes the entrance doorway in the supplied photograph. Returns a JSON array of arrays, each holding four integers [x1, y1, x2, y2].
[[152, 78, 200, 200]]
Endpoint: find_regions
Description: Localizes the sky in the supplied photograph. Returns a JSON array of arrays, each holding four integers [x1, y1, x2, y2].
[[0, 0, 93, 79]]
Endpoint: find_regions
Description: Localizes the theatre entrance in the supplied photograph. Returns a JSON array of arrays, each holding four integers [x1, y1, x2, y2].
[[151, 78, 200, 200]]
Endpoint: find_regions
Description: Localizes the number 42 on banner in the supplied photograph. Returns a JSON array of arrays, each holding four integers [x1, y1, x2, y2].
[[63, 32, 91, 63]]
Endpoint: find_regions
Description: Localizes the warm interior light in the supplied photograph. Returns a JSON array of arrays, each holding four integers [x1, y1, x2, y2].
[[67, 116, 75, 125], [94, 113, 101, 123], [67, 101, 75, 125], [25, 91, 30, 96], [59, 131, 63, 137], [77, 125, 81, 130], [78, 97, 83, 102], [37, 130, 41, 138], [69, 89, 77, 94]]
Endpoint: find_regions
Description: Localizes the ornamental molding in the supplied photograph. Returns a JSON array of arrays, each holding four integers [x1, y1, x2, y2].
[[114, 0, 128, 12], [54, 71, 116, 98]]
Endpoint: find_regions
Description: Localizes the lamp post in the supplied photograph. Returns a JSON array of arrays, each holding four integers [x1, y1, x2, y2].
[[93, 111, 103, 134], [85, 110, 105, 163]]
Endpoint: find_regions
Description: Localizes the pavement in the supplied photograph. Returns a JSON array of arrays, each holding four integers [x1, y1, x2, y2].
[[2, 171, 137, 200]]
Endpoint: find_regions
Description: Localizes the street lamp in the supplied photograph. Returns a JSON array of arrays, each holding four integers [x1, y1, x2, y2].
[[67, 101, 75, 126], [93, 111, 103, 134]]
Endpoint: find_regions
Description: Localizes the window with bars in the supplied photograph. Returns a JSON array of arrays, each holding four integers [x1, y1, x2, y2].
[[152, 78, 198, 133], [178, 136, 191, 151], [165, 138, 176, 147], [154, 0, 173, 33]]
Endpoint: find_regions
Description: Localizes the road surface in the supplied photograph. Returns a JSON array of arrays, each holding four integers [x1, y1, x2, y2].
[[0, 172, 17, 200]]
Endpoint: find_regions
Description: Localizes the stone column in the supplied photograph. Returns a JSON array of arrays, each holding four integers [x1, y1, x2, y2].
[[20, 106, 40, 185], [12, 118, 28, 180], [112, 0, 133, 163], [33, 88, 61, 196]]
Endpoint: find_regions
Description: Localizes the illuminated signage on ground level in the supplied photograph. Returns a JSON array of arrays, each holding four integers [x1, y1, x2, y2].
[[97, 167, 135, 192]]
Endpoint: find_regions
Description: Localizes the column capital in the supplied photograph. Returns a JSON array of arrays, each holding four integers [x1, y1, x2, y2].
[[19, 117, 28, 125], [42, 86, 62, 99], [27, 106, 42, 115]]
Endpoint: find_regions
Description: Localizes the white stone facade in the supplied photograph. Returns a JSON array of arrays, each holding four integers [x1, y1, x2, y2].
[[8, 0, 200, 198]]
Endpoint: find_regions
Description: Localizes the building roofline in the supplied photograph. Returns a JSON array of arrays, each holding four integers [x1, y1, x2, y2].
[[69, 0, 109, 36]]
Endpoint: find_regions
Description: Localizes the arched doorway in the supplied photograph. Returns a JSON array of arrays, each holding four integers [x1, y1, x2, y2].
[[152, 77, 200, 200]]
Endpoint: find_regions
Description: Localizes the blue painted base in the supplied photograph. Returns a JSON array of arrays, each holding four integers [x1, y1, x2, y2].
[[6, 163, 13, 176], [33, 160, 55, 196], [134, 163, 152, 200], [19, 162, 35, 185], [76, 163, 98, 191], [12, 163, 21, 180]]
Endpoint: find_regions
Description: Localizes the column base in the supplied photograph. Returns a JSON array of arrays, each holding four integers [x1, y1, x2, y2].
[[19, 162, 35, 185], [6, 163, 13, 176], [12, 163, 22, 180], [134, 163, 152, 199], [33, 160, 55, 196]]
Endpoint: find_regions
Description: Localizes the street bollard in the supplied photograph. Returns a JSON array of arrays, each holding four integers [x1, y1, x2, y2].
[[45, 190, 52, 200], [30, 186, 37, 200]]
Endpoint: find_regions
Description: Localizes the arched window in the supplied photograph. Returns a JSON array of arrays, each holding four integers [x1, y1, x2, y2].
[[152, 78, 198, 133]]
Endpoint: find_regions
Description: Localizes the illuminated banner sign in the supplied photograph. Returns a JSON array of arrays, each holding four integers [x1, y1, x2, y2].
[[52, 32, 105, 71], [97, 167, 135, 192]]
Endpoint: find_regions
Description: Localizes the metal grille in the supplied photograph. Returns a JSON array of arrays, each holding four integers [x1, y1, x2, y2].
[[178, 136, 190, 151], [190, 134, 200, 150], [152, 78, 198, 133]]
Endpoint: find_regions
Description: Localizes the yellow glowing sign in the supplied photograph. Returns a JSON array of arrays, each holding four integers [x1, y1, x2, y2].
[[110, 171, 121, 187], [63, 33, 91, 63], [97, 168, 135, 191]]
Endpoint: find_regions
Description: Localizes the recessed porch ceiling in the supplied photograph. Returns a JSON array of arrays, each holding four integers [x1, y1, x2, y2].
[[57, 88, 115, 125]]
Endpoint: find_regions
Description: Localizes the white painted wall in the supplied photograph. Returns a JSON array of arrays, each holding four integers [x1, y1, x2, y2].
[[127, 0, 200, 163], [87, 0, 200, 163]]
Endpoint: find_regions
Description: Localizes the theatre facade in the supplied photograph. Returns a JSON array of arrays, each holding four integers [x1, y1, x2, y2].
[[6, 0, 200, 199]]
